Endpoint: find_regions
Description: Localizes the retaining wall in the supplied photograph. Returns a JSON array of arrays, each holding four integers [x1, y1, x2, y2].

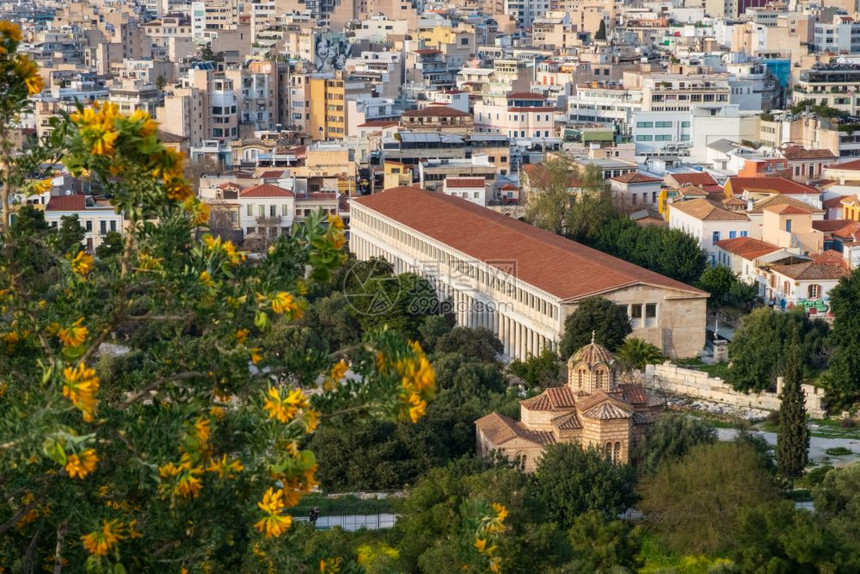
[[644, 363, 826, 419]]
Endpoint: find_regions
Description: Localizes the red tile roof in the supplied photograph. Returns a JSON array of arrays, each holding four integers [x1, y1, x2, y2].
[[358, 120, 399, 128], [507, 106, 557, 112], [825, 158, 860, 171], [715, 236, 781, 259], [352, 186, 707, 301], [612, 172, 661, 184], [240, 183, 294, 198], [781, 146, 837, 161], [667, 172, 718, 187], [727, 176, 819, 196], [762, 203, 814, 215], [474, 412, 557, 446], [445, 178, 486, 188], [403, 106, 471, 118], [771, 260, 847, 281], [506, 92, 548, 100], [521, 386, 577, 411], [46, 195, 87, 211], [670, 198, 750, 221], [256, 170, 287, 179]]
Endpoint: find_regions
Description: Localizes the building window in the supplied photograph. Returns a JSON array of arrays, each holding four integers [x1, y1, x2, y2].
[[595, 369, 604, 390], [712, 231, 721, 243], [577, 368, 585, 389], [786, 219, 792, 232], [741, 231, 748, 237], [729, 231, 737, 239], [247, 205, 253, 216], [808, 284, 821, 299], [631, 304, 643, 327], [645, 303, 657, 326], [613, 442, 621, 462], [100, 221, 106, 235]]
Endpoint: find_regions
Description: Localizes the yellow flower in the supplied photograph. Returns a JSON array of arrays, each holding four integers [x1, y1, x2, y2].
[[199, 270, 214, 287], [65, 449, 98, 479], [165, 176, 192, 201], [330, 360, 348, 382], [236, 328, 250, 345], [71, 251, 94, 277], [158, 461, 181, 478], [175, 467, 204, 498], [191, 416, 211, 446], [270, 291, 300, 316], [87, 127, 120, 157], [319, 558, 342, 573], [127, 520, 142, 539], [81, 519, 124, 556], [183, 197, 210, 226], [250, 347, 262, 365], [62, 362, 99, 422], [31, 177, 53, 194], [129, 109, 159, 137], [0, 20, 23, 42], [137, 252, 163, 271], [302, 409, 320, 434], [332, 233, 346, 251], [492, 502, 508, 523], [254, 488, 292, 538], [210, 405, 226, 420], [406, 393, 426, 424], [57, 318, 87, 348], [327, 214, 345, 230], [263, 387, 309, 423], [474, 538, 487, 553], [14, 55, 42, 96], [206, 454, 244, 479]]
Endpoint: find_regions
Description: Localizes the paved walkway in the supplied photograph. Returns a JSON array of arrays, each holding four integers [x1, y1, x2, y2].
[[717, 428, 860, 467]]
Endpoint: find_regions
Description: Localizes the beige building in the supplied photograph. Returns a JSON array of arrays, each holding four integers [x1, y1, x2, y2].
[[349, 186, 709, 361], [475, 339, 660, 471]]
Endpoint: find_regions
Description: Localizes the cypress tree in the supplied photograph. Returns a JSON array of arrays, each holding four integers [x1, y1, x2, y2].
[[595, 20, 607, 41], [775, 328, 810, 478]]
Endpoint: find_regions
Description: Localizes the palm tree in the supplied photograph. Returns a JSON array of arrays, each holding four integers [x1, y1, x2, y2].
[[615, 338, 665, 372]]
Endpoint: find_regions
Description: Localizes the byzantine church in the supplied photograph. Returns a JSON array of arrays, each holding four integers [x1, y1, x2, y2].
[[475, 336, 662, 471]]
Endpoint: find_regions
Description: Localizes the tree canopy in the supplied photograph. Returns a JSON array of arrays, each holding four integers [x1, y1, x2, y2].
[[559, 296, 632, 358], [823, 268, 860, 412]]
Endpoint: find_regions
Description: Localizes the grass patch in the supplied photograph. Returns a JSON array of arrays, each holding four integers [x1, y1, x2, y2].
[[638, 535, 735, 573], [698, 363, 730, 380], [825, 447, 852, 456], [289, 494, 396, 516]]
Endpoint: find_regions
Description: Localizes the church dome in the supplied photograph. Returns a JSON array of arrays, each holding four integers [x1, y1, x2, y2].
[[568, 333, 615, 368]]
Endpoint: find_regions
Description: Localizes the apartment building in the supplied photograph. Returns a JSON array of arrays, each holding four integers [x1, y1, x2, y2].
[[794, 64, 860, 115]]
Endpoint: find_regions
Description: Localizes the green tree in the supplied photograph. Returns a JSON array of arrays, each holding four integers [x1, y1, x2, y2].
[[733, 501, 845, 573], [823, 268, 860, 412], [53, 213, 85, 255], [155, 73, 166, 90], [417, 313, 454, 353], [614, 337, 665, 372], [595, 19, 607, 41], [94, 230, 124, 259], [812, 464, 860, 567], [565, 510, 641, 573], [559, 296, 631, 358], [524, 157, 577, 234], [727, 307, 829, 392], [395, 466, 571, 573], [435, 326, 503, 362], [632, 414, 716, 475], [775, 329, 810, 478], [508, 348, 563, 388], [699, 265, 758, 308], [638, 441, 780, 554], [0, 26, 436, 570], [534, 443, 638, 529]]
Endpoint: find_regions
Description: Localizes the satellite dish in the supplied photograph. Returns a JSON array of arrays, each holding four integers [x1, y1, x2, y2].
[[65, 189, 71, 196]]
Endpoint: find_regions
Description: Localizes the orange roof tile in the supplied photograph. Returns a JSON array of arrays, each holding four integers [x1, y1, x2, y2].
[[670, 198, 750, 221], [667, 172, 718, 187], [240, 183, 294, 198], [727, 176, 819, 196], [352, 187, 707, 301], [46, 195, 87, 211], [715, 236, 781, 259]]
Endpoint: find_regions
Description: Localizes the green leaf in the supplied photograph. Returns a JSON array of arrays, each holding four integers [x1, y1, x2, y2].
[[42, 438, 67, 465]]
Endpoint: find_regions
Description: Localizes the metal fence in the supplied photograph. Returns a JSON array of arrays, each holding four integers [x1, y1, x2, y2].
[[293, 513, 398, 531]]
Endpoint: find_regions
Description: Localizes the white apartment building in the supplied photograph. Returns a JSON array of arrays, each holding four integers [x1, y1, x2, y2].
[[44, 195, 124, 252], [350, 186, 709, 360], [568, 85, 643, 126], [631, 111, 692, 155], [813, 16, 860, 54], [669, 198, 755, 265], [238, 183, 296, 238]]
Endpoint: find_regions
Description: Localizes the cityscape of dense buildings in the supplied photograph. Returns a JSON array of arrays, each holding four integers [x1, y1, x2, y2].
[[8, 0, 860, 568]]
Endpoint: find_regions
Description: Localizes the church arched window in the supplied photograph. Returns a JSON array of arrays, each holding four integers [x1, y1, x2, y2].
[[613, 442, 621, 463], [595, 369, 604, 390], [604, 442, 612, 460], [577, 368, 585, 389]]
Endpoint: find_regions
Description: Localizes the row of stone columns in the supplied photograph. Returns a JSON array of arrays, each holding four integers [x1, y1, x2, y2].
[[351, 232, 555, 361]]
